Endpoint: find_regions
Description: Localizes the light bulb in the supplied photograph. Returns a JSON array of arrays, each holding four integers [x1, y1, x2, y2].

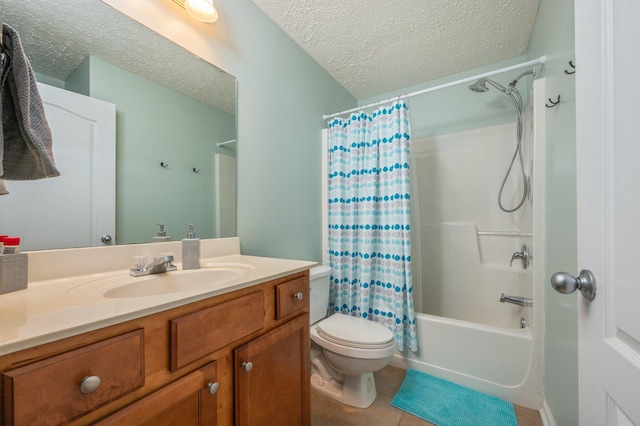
[[184, 0, 218, 23]]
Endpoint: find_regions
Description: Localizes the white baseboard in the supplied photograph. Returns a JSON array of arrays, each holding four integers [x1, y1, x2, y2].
[[540, 400, 557, 426]]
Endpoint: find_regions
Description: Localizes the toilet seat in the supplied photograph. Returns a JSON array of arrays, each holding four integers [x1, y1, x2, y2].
[[311, 314, 397, 359], [316, 314, 395, 349]]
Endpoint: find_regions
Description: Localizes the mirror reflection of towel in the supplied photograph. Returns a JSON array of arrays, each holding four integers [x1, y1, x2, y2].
[[1, 23, 60, 195]]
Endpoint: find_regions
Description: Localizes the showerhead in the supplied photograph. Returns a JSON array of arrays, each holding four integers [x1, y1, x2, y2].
[[468, 78, 508, 94], [469, 70, 535, 95], [468, 78, 489, 93]]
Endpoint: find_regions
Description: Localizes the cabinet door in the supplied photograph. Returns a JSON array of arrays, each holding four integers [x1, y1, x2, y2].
[[95, 361, 218, 426], [234, 314, 310, 426]]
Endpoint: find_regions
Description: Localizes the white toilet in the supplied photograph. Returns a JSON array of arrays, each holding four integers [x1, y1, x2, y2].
[[309, 266, 397, 408]]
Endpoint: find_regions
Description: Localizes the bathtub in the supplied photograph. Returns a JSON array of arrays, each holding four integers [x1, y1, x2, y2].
[[390, 312, 543, 409]]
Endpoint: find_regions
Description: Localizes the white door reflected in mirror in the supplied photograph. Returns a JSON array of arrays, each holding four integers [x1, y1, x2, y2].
[[0, 84, 116, 251]]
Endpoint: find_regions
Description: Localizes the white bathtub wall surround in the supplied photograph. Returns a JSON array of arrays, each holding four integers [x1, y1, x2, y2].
[[411, 122, 532, 232], [419, 222, 532, 329], [411, 120, 534, 328], [392, 78, 546, 410]]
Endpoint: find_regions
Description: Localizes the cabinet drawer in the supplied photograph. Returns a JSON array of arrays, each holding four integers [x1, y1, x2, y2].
[[171, 291, 264, 371], [276, 276, 309, 320], [2, 329, 144, 426]]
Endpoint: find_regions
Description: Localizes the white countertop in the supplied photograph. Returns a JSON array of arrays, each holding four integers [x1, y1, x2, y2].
[[0, 250, 316, 356]]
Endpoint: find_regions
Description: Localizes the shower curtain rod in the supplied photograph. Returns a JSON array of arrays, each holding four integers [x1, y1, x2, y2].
[[322, 56, 546, 120]]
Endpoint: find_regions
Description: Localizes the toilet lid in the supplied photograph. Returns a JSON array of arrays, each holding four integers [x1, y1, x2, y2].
[[316, 314, 395, 349]]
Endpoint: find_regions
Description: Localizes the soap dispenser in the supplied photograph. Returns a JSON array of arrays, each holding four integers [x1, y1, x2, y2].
[[152, 223, 172, 242], [182, 224, 200, 270]]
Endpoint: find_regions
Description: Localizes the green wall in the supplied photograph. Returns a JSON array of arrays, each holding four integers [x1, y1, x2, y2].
[[34, 72, 64, 88], [223, 2, 356, 261], [528, 0, 578, 424]]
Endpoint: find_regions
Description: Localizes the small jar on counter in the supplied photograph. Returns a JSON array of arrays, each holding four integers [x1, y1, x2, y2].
[[2, 237, 20, 254], [0, 236, 27, 294]]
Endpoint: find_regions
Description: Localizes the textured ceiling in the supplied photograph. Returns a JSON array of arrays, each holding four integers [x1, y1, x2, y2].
[[1, 0, 236, 115], [252, 0, 540, 100]]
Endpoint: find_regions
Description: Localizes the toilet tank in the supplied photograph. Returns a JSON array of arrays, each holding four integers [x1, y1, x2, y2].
[[309, 265, 331, 324]]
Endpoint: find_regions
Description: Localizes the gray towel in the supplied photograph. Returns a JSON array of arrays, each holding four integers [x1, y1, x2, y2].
[[1, 23, 59, 195]]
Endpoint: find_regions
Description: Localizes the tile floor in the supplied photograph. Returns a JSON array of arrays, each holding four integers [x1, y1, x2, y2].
[[310, 366, 543, 426]]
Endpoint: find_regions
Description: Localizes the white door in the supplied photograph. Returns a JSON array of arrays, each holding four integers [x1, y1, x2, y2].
[[0, 84, 116, 251], [575, 0, 640, 424]]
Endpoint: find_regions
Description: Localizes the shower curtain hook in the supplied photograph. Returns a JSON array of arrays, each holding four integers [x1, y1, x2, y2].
[[545, 95, 560, 108]]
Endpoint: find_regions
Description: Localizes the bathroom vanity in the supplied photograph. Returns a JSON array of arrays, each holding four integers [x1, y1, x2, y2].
[[0, 238, 314, 425]]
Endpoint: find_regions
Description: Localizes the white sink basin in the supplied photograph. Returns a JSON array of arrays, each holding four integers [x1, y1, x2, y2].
[[67, 263, 254, 298]]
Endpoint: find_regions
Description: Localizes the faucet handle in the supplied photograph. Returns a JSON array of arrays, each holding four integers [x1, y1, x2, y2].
[[132, 256, 149, 271], [510, 244, 530, 269], [161, 254, 177, 270], [510, 252, 522, 266]]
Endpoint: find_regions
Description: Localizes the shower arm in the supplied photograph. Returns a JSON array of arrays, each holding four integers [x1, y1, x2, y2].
[[509, 70, 535, 90], [484, 79, 508, 93]]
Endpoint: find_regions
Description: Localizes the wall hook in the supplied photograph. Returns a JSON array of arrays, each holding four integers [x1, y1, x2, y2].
[[193, 168, 200, 173], [546, 95, 560, 108], [160, 162, 169, 168], [564, 61, 575, 75]]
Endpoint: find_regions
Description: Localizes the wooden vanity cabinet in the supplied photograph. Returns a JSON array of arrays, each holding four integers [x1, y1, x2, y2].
[[0, 270, 310, 426]]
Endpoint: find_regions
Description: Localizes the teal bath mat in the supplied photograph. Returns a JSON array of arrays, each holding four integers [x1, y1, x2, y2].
[[391, 370, 517, 426]]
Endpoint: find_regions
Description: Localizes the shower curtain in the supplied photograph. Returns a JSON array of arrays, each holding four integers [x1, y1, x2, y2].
[[327, 101, 418, 352]]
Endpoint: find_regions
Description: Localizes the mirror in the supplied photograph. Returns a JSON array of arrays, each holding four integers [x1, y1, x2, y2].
[[0, 0, 237, 250]]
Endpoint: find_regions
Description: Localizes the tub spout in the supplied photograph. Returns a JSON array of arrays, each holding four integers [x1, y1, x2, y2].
[[500, 293, 533, 308]]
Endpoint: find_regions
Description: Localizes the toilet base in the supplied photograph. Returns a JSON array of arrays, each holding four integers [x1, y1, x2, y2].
[[311, 371, 377, 408]]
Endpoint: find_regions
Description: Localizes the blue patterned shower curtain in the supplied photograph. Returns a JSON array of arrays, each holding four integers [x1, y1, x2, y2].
[[327, 101, 417, 352]]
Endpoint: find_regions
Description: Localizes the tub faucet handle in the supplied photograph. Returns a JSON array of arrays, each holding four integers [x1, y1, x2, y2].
[[510, 244, 530, 269]]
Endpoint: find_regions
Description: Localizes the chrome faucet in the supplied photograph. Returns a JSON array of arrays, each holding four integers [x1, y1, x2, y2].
[[130, 255, 177, 277], [500, 293, 533, 308]]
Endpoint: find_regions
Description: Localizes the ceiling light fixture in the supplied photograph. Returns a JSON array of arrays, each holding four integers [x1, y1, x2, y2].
[[174, 0, 218, 23]]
